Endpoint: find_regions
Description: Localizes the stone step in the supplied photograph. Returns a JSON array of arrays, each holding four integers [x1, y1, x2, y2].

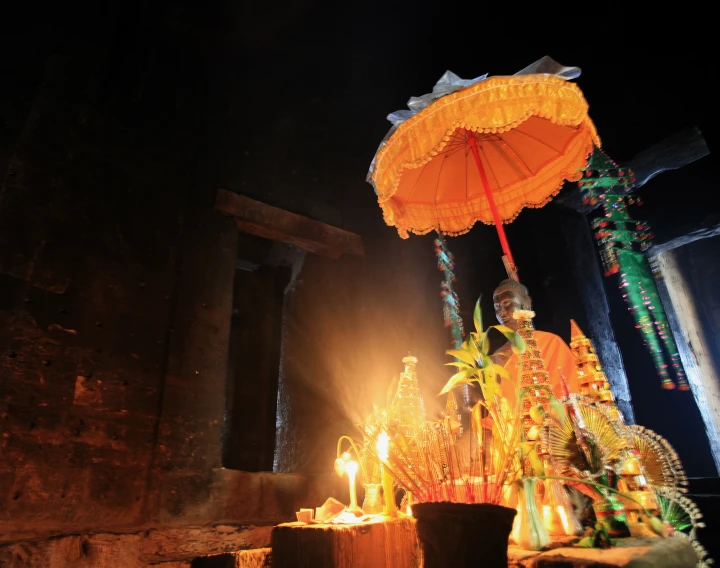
[[190, 547, 271, 568]]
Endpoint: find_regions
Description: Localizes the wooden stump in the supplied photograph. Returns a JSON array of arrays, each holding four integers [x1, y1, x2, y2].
[[271, 517, 420, 568]]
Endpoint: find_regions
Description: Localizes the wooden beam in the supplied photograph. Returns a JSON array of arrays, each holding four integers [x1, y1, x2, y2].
[[649, 222, 720, 257], [215, 189, 364, 259]]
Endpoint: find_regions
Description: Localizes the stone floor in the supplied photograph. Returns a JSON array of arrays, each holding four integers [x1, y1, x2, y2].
[[0, 519, 702, 567], [509, 536, 698, 568]]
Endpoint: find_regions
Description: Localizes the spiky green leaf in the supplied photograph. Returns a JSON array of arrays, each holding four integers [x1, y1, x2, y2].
[[527, 448, 545, 476], [473, 297, 483, 334], [444, 360, 473, 370], [446, 349, 475, 365], [548, 396, 568, 424], [491, 324, 526, 354], [493, 364, 511, 380], [480, 331, 490, 355], [439, 368, 477, 395], [483, 365, 498, 400]]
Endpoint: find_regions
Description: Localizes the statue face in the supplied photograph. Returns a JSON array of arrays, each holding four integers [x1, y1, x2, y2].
[[493, 287, 530, 330]]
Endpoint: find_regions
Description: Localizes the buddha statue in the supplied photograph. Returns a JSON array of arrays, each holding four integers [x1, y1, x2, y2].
[[490, 279, 580, 402]]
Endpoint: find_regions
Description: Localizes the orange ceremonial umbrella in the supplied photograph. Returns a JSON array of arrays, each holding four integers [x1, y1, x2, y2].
[[367, 56, 601, 280]]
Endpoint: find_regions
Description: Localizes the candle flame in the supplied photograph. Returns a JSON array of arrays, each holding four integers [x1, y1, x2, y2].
[[542, 505, 553, 529], [557, 506, 571, 534], [377, 432, 390, 461], [345, 460, 358, 478]]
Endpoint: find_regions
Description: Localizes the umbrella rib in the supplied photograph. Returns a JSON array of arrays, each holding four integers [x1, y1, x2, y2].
[[511, 127, 564, 154], [443, 133, 469, 157], [405, 163, 426, 204], [432, 150, 452, 232], [493, 138, 535, 177]]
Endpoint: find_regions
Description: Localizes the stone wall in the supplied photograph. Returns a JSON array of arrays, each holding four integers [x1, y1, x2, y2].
[[0, 8, 348, 561], [0, 36, 194, 539]]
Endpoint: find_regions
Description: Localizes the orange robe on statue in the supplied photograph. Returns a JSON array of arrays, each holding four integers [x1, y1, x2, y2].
[[498, 330, 580, 402]]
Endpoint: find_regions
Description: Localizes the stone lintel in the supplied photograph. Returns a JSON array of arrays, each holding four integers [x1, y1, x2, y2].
[[215, 189, 363, 259]]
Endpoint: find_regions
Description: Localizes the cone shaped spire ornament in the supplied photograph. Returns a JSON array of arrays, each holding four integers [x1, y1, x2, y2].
[[569, 320, 622, 423]]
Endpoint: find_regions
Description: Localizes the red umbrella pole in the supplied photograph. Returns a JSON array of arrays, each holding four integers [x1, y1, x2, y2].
[[466, 130, 519, 281]]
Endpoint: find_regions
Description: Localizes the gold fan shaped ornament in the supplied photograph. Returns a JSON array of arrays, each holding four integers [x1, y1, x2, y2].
[[653, 486, 713, 567], [542, 396, 631, 481], [625, 424, 688, 493]]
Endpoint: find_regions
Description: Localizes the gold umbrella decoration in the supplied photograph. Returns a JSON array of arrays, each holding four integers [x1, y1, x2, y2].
[[542, 396, 631, 498], [626, 425, 688, 492], [367, 56, 601, 279]]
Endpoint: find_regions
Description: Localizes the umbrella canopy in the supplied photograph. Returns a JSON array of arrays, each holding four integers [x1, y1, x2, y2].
[[369, 65, 601, 243]]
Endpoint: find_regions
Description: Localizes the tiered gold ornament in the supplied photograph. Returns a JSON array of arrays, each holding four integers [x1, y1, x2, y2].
[[388, 355, 427, 481], [514, 310, 552, 437], [569, 319, 621, 422]]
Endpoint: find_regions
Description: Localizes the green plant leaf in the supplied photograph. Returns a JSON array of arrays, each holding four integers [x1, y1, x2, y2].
[[473, 297, 483, 334], [490, 325, 526, 354], [471, 401, 486, 444], [647, 515, 666, 536], [529, 404, 546, 425], [479, 353, 492, 369], [483, 366, 498, 400], [444, 361, 473, 370], [491, 363, 510, 380], [480, 331, 490, 355], [439, 368, 477, 395], [548, 397, 568, 424], [467, 335, 483, 364], [446, 349, 475, 365], [527, 448, 545, 476]]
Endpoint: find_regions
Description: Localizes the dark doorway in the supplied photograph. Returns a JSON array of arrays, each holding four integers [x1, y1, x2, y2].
[[221, 232, 290, 471]]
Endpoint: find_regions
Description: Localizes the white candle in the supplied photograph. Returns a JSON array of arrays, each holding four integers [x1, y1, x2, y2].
[[346, 460, 359, 510]]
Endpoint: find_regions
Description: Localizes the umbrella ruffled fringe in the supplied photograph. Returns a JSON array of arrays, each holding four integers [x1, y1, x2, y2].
[[381, 129, 597, 239]]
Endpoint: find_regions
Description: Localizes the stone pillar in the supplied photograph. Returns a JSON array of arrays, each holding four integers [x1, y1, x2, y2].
[[559, 210, 636, 423], [153, 208, 239, 520], [652, 248, 720, 474]]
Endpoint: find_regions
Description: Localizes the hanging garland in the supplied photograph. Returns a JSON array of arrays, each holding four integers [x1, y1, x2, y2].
[[578, 149, 689, 390], [434, 234, 464, 349]]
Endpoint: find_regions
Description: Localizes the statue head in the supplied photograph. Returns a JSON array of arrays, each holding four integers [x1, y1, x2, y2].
[[493, 279, 531, 331]]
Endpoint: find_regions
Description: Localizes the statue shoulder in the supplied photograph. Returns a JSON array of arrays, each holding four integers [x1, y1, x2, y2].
[[534, 330, 573, 352]]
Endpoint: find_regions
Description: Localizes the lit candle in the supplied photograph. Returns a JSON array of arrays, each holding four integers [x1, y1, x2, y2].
[[346, 460, 359, 511], [377, 432, 397, 517], [557, 505, 571, 535]]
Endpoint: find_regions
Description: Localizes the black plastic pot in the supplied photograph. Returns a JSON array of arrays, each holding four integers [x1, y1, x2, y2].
[[412, 502, 516, 568]]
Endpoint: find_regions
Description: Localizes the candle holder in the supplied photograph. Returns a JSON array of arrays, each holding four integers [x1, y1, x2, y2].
[[362, 483, 384, 515], [334, 451, 363, 515]]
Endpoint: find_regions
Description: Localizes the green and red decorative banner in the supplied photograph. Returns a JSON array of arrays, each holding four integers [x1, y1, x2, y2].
[[435, 234, 464, 350], [578, 150, 689, 390]]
